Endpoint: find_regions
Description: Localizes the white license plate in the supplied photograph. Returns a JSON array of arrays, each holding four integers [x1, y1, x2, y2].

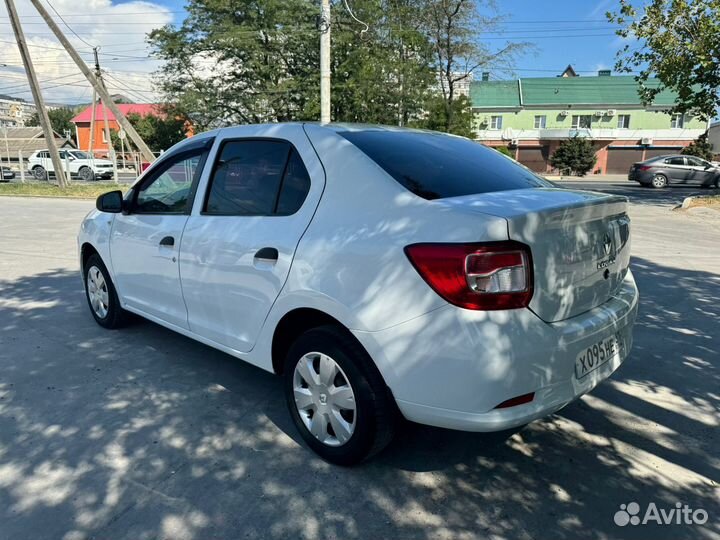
[[575, 332, 624, 379]]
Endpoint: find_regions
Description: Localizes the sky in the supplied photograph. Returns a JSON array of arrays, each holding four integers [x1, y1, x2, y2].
[[0, 0, 631, 105]]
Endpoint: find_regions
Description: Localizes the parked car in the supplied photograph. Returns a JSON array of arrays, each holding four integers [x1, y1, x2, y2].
[[79, 124, 639, 465], [1, 166, 14, 181], [628, 154, 720, 188], [28, 149, 114, 181]]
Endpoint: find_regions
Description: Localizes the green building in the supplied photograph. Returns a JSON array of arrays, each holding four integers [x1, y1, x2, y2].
[[470, 69, 708, 174]]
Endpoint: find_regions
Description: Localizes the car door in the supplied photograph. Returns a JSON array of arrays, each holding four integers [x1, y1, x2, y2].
[[110, 143, 211, 329], [684, 156, 714, 185], [179, 125, 324, 353], [663, 156, 689, 183]]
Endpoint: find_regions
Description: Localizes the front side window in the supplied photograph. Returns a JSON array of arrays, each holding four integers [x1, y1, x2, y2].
[[490, 116, 503, 130], [571, 115, 592, 129], [617, 114, 631, 129], [135, 152, 205, 214], [685, 156, 706, 167], [339, 130, 552, 200], [671, 113, 685, 129], [534, 115, 546, 129], [204, 140, 311, 216]]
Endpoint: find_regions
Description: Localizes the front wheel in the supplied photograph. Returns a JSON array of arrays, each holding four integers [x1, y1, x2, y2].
[[283, 325, 396, 465], [32, 166, 47, 180], [78, 166, 95, 182], [84, 254, 129, 329], [651, 173, 668, 188]]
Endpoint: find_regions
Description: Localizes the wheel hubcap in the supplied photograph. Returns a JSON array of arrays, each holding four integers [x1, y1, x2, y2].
[[653, 175, 665, 186], [86, 265, 109, 319], [292, 352, 356, 447]]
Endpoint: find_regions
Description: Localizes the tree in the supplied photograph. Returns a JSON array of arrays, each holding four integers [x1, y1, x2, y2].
[[494, 145, 513, 158], [681, 133, 715, 160], [424, 0, 527, 133], [149, 0, 320, 129], [608, 0, 720, 120], [110, 111, 188, 153], [26, 107, 78, 142], [550, 136, 597, 176], [412, 94, 475, 137]]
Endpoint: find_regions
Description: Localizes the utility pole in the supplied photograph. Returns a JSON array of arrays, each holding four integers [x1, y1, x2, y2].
[[93, 48, 119, 183], [4, 0, 68, 187], [27, 0, 155, 163], [319, 0, 331, 123], [87, 88, 96, 158]]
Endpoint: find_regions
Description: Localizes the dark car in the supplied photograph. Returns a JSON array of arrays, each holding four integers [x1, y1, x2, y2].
[[629, 154, 720, 188], [1, 166, 15, 182]]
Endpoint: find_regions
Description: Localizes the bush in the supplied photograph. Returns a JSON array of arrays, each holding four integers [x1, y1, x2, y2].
[[681, 133, 714, 161], [550, 135, 597, 176], [495, 146, 513, 158]]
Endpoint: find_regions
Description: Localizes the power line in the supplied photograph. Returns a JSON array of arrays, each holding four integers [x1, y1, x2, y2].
[[44, 0, 96, 48]]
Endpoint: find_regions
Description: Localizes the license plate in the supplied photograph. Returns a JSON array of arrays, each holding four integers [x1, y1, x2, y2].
[[575, 332, 624, 379]]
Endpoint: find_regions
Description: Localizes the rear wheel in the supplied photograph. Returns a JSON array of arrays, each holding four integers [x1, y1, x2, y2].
[[651, 173, 668, 188], [283, 325, 396, 465], [84, 254, 129, 329], [78, 166, 95, 182], [32, 166, 47, 180]]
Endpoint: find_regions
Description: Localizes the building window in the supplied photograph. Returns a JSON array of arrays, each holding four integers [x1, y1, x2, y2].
[[617, 114, 631, 129], [571, 115, 592, 129], [101, 130, 107, 143], [490, 115, 503, 130], [671, 113, 685, 129], [534, 115, 546, 129]]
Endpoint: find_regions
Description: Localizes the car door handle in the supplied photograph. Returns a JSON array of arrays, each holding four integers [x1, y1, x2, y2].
[[254, 247, 278, 261], [159, 236, 175, 247]]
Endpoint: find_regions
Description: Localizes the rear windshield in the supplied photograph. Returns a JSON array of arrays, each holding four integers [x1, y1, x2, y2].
[[339, 130, 552, 200]]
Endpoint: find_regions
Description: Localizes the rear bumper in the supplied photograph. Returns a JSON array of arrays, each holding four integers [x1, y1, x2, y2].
[[353, 270, 639, 432]]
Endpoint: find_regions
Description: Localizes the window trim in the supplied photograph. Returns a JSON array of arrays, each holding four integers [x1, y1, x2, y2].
[[534, 115, 546, 129], [671, 113, 685, 129], [571, 115, 592, 129], [617, 114, 631, 129], [200, 137, 310, 218], [130, 147, 210, 216], [490, 115, 503, 130]]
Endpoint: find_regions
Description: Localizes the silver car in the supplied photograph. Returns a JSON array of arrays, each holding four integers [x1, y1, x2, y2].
[[628, 154, 720, 188]]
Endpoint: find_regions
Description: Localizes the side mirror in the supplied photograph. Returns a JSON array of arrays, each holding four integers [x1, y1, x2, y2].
[[96, 190, 123, 213]]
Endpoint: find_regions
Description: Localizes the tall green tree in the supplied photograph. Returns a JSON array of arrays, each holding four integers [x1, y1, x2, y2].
[[26, 107, 78, 142], [424, 0, 527, 134], [550, 136, 597, 176], [149, 0, 320, 129], [110, 111, 188, 153], [608, 0, 720, 120], [681, 133, 715, 160], [412, 94, 474, 137]]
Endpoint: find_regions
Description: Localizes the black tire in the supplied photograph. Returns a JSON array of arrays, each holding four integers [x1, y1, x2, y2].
[[32, 166, 47, 181], [78, 166, 95, 182], [83, 253, 129, 329], [651, 173, 668, 188], [283, 325, 396, 465]]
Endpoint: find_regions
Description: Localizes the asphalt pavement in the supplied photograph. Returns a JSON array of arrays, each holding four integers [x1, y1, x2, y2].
[[0, 192, 718, 540]]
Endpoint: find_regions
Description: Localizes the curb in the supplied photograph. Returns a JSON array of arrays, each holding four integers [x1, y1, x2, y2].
[[675, 194, 720, 210]]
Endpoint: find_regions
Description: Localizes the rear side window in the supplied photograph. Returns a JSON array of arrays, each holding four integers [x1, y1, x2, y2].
[[339, 130, 552, 200], [665, 157, 685, 165], [204, 140, 310, 216]]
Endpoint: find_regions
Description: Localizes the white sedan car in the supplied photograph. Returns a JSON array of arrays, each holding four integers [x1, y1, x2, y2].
[[78, 124, 638, 465]]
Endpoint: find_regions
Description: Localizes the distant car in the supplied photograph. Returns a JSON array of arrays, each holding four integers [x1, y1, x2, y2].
[[28, 149, 114, 181], [1, 166, 14, 181], [628, 154, 720, 188]]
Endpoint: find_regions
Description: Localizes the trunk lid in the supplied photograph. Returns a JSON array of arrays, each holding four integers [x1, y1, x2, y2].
[[439, 188, 631, 322]]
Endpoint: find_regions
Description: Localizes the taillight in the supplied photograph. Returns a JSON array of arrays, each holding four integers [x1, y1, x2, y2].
[[404, 241, 533, 310], [638, 165, 652, 171]]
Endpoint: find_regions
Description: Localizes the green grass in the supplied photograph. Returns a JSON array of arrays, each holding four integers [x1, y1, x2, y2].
[[0, 182, 124, 199]]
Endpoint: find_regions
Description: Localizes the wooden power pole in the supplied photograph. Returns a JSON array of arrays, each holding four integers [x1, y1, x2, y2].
[[26, 0, 156, 163], [4, 0, 68, 187]]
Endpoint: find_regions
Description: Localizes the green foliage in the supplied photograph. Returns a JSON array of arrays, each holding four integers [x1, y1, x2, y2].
[[110, 111, 187, 153], [412, 94, 475, 138], [26, 107, 79, 142], [148, 0, 523, 133], [681, 132, 714, 161], [495, 145, 513, 158], [608, 0, 720, 120], [550, 136, 597, 176]]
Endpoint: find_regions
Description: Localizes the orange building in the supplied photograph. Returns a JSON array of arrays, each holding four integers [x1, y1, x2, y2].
[[71, 103, 161, 154]]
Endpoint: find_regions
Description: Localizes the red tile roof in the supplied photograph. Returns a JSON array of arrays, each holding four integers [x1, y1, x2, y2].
[[72, 103, 161, 123]]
